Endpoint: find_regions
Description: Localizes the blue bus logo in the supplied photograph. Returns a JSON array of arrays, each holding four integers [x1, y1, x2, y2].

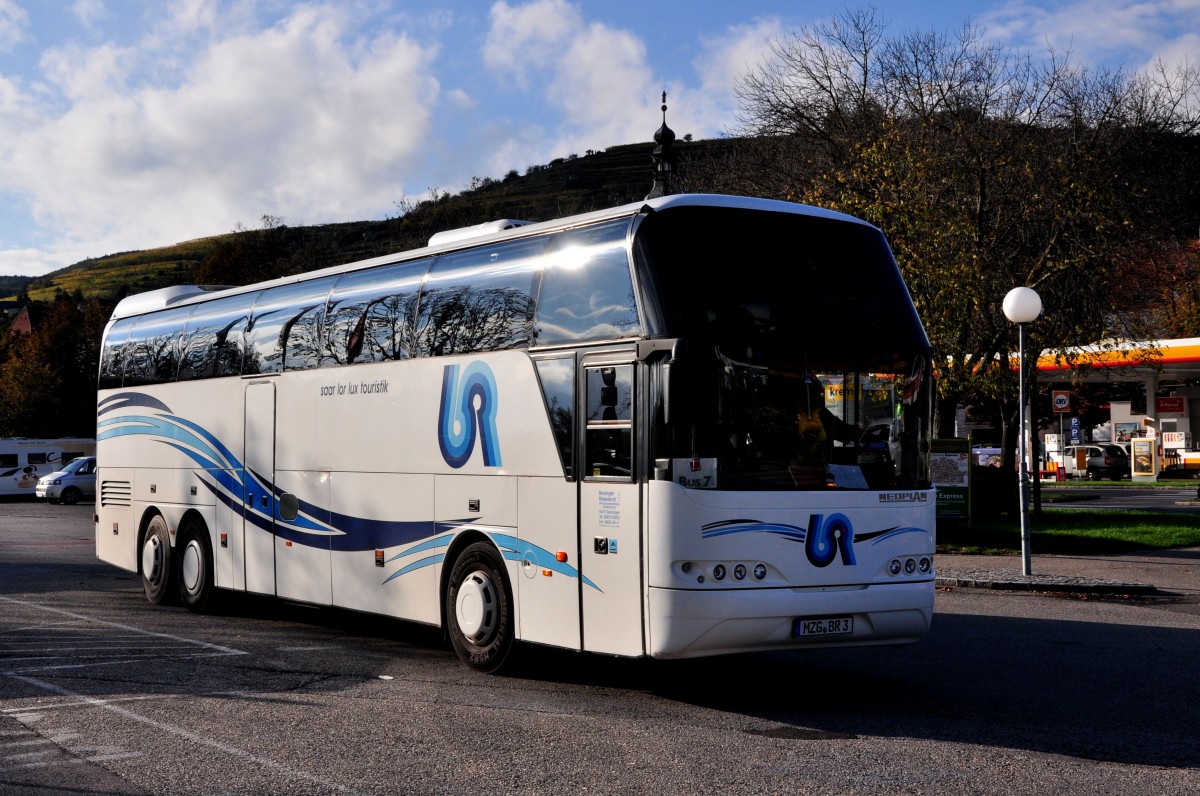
[[438, 362, 502, 469], [806, 513, 856, 567]]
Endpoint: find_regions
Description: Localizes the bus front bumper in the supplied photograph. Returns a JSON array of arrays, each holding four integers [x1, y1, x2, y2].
[[646, 581, 934, 659]]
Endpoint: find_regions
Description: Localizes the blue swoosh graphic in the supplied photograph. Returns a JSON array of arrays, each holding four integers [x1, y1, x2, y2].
[[100, 391, 602, 593], [700, 520, 928, 546]]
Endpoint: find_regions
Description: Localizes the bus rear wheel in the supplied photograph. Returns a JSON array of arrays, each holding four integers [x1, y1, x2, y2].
[[445, 542, 514, 673], [141, 515, 174, 605], [178, 516, 215, 613]]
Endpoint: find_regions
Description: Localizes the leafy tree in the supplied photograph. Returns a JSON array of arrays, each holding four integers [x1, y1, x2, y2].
[[683, 5, 1200, 447], [1110, 239, 1200, 339], [0, 293, 110, 437]]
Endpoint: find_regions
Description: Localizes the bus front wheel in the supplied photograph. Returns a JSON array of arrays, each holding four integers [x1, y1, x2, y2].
[[141, 515, 174, 605], [178, 516, 215, 613], [445, 542, 514, 673]]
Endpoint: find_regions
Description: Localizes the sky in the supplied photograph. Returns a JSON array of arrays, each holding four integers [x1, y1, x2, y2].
[[0, 0, 1197, 278]]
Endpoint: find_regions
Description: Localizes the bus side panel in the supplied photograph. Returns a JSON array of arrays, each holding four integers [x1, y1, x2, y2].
[[97, 381, 247, 577], [95, 466, 137, 573], [330, 471, 438, 624], [514, 476, 581, 650], [134, 466, 193, 505], [434, 474, 519, 630], [579, 480, 645, 656], [244, 381, 277, 596], [300, 354, 565, 480], [274, 469, 332, 605], [435, 474, 517, 528], [214, 494, 245, 591]]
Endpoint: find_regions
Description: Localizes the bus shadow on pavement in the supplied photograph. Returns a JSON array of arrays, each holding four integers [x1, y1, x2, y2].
[[511, 611, 1200, 769]]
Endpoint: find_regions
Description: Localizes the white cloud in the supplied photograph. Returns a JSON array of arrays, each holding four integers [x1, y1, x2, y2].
[[692, 18, 784, 134], [0, 1, 832, 278], [484, 0, 581, 87], [546, 22, 653, 137], [70, 0, 108, 29], [981, 0, 1200, 71], [0, 0, 29, 52], [0, 246, 74, 278], [1149, 31, 1200, 73], [696, 18, 783, 94], [479, 0, 755, 175], [163, 0, 221, 34], [1, 4, 440, 270]]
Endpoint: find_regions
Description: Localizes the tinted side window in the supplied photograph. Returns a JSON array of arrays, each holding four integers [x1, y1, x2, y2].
[[178, 293, 255, 381], [243, 279, 336, 374], [416, 238, 543, 357], [124, 307, 192, 385], [98, 317, 136, 389], [325, 260, 427, 365], [534, 357, 576, 478], [536, 220, 640, 345], [584, 364, 634, 480]]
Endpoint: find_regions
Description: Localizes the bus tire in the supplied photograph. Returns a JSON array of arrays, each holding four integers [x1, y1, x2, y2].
[[141, 515, 174, 605], [178, 516, 215, 614], [445, 542, 514, 673], [60, 487, 81, 505]]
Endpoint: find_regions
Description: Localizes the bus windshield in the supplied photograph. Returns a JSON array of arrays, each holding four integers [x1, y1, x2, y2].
[[635, 205, 933, 491]]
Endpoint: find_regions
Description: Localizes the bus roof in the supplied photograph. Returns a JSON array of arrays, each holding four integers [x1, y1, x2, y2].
[[109, 194, 877, 321]]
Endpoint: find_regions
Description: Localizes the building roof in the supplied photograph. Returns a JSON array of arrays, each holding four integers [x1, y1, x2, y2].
[[1036, 337, 1200, 384]]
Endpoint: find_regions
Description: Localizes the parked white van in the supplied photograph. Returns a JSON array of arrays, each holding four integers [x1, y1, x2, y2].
[[1, 438, 95, 496], [35, 456, 97, 505]]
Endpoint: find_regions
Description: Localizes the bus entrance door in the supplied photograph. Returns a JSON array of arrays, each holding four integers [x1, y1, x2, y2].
[[579, 362, 645, 656], [244, 381, 277, 595]]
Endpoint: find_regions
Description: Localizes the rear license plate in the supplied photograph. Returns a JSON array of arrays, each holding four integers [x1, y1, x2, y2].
[[794, 616, 854, 638]]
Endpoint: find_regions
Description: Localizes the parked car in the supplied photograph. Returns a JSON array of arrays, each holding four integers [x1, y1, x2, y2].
[[35, 456, 97, 504], [1063, 444, 1129, 481]]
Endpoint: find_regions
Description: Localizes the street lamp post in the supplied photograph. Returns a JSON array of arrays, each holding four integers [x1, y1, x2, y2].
[[1003, 287, 1043, 577]]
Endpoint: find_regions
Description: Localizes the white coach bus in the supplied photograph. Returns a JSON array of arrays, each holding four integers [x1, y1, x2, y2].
[[95, 194, 936, 672]]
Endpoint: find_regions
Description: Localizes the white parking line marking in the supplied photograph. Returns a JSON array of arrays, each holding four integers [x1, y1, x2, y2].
[[1, 597, 365, 795], [0, 597, 246, 657], [9, 673, 364, 795]]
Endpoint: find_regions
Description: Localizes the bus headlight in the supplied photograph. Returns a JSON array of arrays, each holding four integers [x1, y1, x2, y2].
[[713, 564, 726, 581], [733, 564, 746, 581], [889, 559, 902, 576], [753, 563, 766, 580]]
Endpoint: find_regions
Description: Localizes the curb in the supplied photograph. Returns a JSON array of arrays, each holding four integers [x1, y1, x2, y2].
[[935, 573, 1159, 596]]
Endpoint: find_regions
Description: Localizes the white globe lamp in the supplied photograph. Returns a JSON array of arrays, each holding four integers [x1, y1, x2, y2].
[[1003, 286, 1042, 576]]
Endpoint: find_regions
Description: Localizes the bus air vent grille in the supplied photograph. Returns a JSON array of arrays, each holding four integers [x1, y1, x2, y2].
[[100, 480, 133, 507]]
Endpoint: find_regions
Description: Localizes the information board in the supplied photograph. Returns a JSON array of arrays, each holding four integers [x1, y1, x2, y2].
[[930, 438, 971, 520]]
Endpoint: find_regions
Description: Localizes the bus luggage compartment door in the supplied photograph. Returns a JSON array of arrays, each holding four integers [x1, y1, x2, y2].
[[244, 381, 277, 595]]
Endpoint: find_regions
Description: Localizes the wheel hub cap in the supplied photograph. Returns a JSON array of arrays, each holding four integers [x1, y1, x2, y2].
[[142, 536, 162, 582], [456, 571, 497, 642], [181, 541, 201, 593]]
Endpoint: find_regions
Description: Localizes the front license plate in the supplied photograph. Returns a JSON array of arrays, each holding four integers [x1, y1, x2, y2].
[[794, 616, 854, 638]]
